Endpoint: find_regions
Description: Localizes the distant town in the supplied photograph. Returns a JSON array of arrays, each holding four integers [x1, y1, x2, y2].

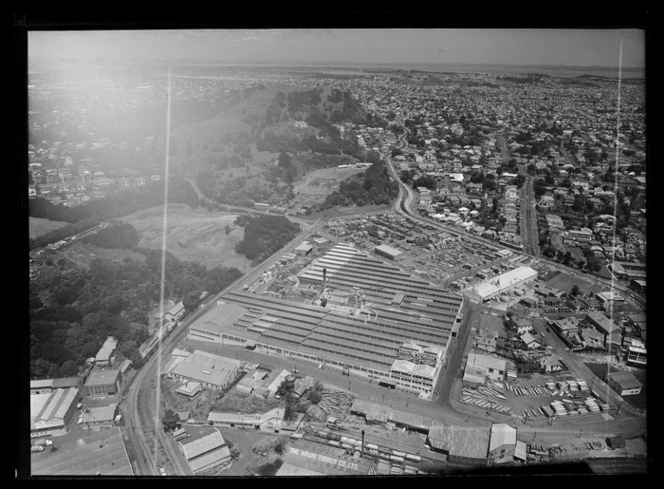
[[27, 55, 647, 478]]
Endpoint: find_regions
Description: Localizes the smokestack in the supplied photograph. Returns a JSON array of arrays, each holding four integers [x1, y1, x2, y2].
[[361, 430, 365, 457]]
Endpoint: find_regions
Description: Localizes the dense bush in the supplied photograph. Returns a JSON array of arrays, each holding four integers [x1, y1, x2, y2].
[[234, 215, 300, 263]]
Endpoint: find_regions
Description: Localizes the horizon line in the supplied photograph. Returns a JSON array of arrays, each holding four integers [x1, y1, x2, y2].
[[28, 56, 645, 71]]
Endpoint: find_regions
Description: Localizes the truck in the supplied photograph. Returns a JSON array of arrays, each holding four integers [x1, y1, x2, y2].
[[32, 439, 53, 448]]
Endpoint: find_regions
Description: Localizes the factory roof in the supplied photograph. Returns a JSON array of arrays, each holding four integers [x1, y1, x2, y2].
[[467, 352, 507, 372], [95, 336, 118, 363], [585, 311, 621, 334], [80, 404, 117, 424], [470, 266, 538, 299], [489, 423, 517, 452], [375, 244, 403, 257], [278, 440, 373, 476], [390, 359, 435, 379], [85, 369, 121, 387], [179, 429, 227, 461], [168, 350, 242, 387], [427, 424, 490, 460]]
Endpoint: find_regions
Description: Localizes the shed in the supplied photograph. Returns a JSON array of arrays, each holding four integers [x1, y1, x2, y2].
[[606, 436, 626, 450]]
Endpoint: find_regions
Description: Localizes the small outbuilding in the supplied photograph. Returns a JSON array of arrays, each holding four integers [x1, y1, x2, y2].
[[606, 436, 626, 450]]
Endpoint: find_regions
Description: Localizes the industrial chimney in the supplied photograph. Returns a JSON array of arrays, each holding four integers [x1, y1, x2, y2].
[[361, 430, 365, 457]]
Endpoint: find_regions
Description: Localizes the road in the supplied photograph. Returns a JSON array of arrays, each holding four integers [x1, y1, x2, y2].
[[383, 151, 645, 311], [520, 175, 540, 257]]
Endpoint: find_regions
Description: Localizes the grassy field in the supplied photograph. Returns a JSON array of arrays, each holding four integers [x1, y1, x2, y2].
[[29, 217, 69, 239], [118, 204, 253, 271], [292, 166, 365, 208], [544, 270, 605, 295]]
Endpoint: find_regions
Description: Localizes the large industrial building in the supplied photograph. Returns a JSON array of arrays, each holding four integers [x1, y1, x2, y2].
[[178, 428, 232, 474], [84, 369, 122, 397], [464, 266, 538, 303], [30, 387, 79, 438], [186, 243, 464, 398], [164, 350, 243, 391]]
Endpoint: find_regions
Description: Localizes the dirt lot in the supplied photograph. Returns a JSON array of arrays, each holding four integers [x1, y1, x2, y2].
[[29, 217, 69, 239], [62, 241, 146, 268], [118, 204, 253, 271]]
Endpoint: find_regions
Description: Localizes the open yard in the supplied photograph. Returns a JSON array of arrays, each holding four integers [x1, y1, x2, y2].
[[118, 204, 253, 271], [543, 270, 605, 295], [29, 217, 69, 239]]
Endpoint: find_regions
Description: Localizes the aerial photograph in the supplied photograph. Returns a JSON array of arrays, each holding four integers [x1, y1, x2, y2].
[[21, 23, 649, 478]]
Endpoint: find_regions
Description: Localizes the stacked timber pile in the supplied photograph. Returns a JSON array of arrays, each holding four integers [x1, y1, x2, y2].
[[460, 382, 512, 414], [315, 387, 356, 420]]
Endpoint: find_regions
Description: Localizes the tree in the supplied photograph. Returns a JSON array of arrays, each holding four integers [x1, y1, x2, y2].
[[563, 251, 572, 265], [162, 408, 181, 432], [183, 289, 203, 312], [571, 284, 581, 296]]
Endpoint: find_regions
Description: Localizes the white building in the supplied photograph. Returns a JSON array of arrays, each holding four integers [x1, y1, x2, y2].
[[464, 267, 538, 303], [30, 387, 79, 438], [463, 353, 507, 385], [389, 359, 436, 398]]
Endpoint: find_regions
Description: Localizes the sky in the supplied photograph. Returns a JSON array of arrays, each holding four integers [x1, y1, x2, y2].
[[28, 29, 646, 68]]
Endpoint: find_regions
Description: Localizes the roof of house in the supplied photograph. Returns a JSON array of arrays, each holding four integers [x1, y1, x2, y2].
[[520, 332, 539, 346], [176, 381, 202, 395]]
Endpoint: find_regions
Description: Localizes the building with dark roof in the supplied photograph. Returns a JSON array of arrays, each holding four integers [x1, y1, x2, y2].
[[84, 369, 122, 397], [605, 371, 642, 396], [30, 377, 81, 395], [426, 424, 490, 466]]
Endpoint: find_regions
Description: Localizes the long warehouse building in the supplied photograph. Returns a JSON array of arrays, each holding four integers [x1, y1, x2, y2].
[[188, 243, 464, 398], [464, 266, 538, 303]]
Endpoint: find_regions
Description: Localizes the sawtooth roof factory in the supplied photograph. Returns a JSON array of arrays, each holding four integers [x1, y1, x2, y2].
[[187, 243, 464, 399]]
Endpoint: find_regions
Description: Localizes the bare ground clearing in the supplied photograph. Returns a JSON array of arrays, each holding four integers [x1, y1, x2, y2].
[[118, 204, 252, 271]]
